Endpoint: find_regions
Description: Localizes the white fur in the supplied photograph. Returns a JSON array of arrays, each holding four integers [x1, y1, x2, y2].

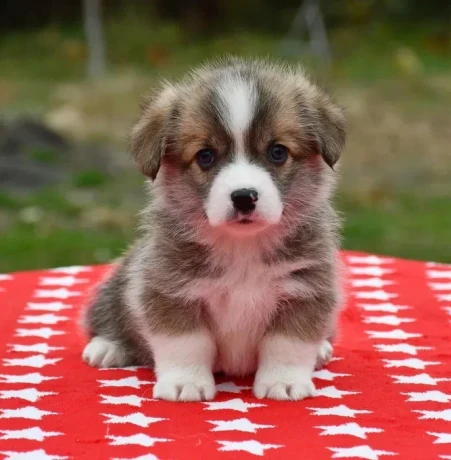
[[150, 332, 216, 402], [217, 77, 256, 153], [316, 339, 333, 369], [254, 335, 319, 400], [206, 160, 283, 227], [82, 336, 129, 368]]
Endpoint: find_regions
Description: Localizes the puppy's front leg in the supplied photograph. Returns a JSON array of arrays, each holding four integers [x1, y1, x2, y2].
[[254, 335, 319, 400], [254, 295, 336, 401], [150, 331, 216, 402]]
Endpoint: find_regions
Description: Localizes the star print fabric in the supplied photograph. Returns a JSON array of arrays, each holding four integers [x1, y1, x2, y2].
[[0, 252, 450, 459]]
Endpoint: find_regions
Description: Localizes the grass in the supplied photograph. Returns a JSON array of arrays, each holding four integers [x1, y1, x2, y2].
[[0, 16, 450, 271]]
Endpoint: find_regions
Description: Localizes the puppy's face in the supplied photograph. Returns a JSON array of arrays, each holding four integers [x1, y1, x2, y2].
[[131, 59, 346, 237]]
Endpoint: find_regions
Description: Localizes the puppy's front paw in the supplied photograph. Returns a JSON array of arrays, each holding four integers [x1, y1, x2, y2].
[[153, 368, 216, 402], [315, 340, 333, 370], [82, 336, 131, 368], [254, 366, 315, 401]]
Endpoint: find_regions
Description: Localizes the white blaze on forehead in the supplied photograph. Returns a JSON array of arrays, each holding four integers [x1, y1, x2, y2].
[[217, 76, 256, 153]]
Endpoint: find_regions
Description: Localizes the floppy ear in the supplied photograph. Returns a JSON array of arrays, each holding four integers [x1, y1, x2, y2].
[[313, 97, 346, 169], [129, 83, 178, 180]]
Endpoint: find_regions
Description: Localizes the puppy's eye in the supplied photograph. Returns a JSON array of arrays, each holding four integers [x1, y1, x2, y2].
[[196, 149, 216, 169], [268, 144, 289, 165]]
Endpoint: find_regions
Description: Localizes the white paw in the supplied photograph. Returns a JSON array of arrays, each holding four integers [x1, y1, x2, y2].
[[315, 340, 333, 370], [82, 336, 129, 368], [254, 366, 316, 401], [153, 367, 216, 402]]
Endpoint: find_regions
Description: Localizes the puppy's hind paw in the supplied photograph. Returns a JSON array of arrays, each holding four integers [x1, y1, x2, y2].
[[82, 336, 132, 368], [315, 340, 333, 370]]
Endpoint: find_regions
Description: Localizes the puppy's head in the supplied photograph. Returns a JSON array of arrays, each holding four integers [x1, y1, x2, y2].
[[131, 58, 346, 237]]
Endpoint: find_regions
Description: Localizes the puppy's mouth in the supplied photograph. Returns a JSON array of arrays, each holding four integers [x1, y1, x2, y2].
[[222, 213, 269, 235], [236, 217, 253, 225]]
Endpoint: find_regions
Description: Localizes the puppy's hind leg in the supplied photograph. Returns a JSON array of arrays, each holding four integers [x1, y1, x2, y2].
[[82, 263, 137, 369]]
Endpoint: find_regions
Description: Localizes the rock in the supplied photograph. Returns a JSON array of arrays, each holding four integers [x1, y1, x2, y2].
[[0, 116, 123, 192]]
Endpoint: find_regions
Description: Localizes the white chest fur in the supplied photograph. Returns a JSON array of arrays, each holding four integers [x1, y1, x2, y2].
[[180, 246, 314, 376]]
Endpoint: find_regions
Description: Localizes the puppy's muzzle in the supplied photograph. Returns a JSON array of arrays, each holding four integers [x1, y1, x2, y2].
[[231, 188, 258, 215]]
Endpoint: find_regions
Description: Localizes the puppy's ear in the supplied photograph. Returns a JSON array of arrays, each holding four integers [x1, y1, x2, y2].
[[130, 83, 178, 180], [313, 96, 346, 169]]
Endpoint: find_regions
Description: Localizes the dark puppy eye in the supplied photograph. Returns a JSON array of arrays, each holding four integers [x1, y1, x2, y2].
[[268, 144, 289, 165], [196, 149, 216, 169]]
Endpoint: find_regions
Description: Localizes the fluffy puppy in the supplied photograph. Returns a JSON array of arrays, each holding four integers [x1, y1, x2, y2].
[[82, 57, 346, 402]]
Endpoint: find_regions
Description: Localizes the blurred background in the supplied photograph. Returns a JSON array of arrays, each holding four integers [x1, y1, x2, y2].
[[1, 0, 450, 272]]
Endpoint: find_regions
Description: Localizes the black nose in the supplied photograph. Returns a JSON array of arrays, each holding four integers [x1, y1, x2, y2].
[[231, 188, 258, 214]]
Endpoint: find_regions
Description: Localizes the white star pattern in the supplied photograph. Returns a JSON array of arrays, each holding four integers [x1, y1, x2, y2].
[[349, 267, 393, 277], [203, 398, 266, 413], [438, 294, 451, 302], [19, 314, 69, 325], [8, 343, 64, 354], [26, 302, 71, 312], [49, 266, 91, 275], [402, 391, 451, 403], [34, 288, 81, 299], [363, 315, 414, 326], [15, 328, 64, 339], [0, 274, 13, 281], [216, 382, 252, 393], [354, 290, 397, 301], [392, 373, 451, 385], [313, 369, 351, 381], [427, 270, 451, 279], [414, 409, 451, 421], [217, 440, 282, 456], [3, 355, 61, 368], [112, 455, 159, 460], [0, 373, 59, 384], [428, 432, 451, 444], [308, 405, 371, 418], [0, 388, 55, 402], [316, 422, 383, 439], [102, 413, 166, 428], [208, 417, 274, 433], [98, 377, 153, 389], [107, 434, 171, 447], [383, 358, 440, 369], [0, 427, 61, 441], [0, 450, 67, 460], [374, 344, 432, 355], [0, 406, 55, 420], [429, 282, 451, 291], [100, 394, 153, 407], [366, 329, 421, 340], [315, 386, 360, 399], [352, 278, 394, 288], [347, 256, 394, 265], [328, 445, 396, 459], [357, 303, 410, 313], [39, 276, 88, 287]]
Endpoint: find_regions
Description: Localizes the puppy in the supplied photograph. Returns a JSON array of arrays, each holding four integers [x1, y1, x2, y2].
[[82, 57, 346, 402]]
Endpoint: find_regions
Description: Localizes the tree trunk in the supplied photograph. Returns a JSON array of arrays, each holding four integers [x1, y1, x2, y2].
[[83, 0, 106, 79]]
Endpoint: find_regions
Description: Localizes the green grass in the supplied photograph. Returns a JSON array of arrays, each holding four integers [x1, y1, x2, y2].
[[0, 190, 449, 273], [0, 224, 129, 272], [0, 17, 450, 271], [340, 195, 451, 263]]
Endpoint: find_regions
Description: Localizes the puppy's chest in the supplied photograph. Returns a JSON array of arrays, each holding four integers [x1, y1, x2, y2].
[[199, 257, 288, 375]]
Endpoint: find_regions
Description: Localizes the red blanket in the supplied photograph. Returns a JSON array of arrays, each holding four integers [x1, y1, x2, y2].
[[0, 251, 450, 460]]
